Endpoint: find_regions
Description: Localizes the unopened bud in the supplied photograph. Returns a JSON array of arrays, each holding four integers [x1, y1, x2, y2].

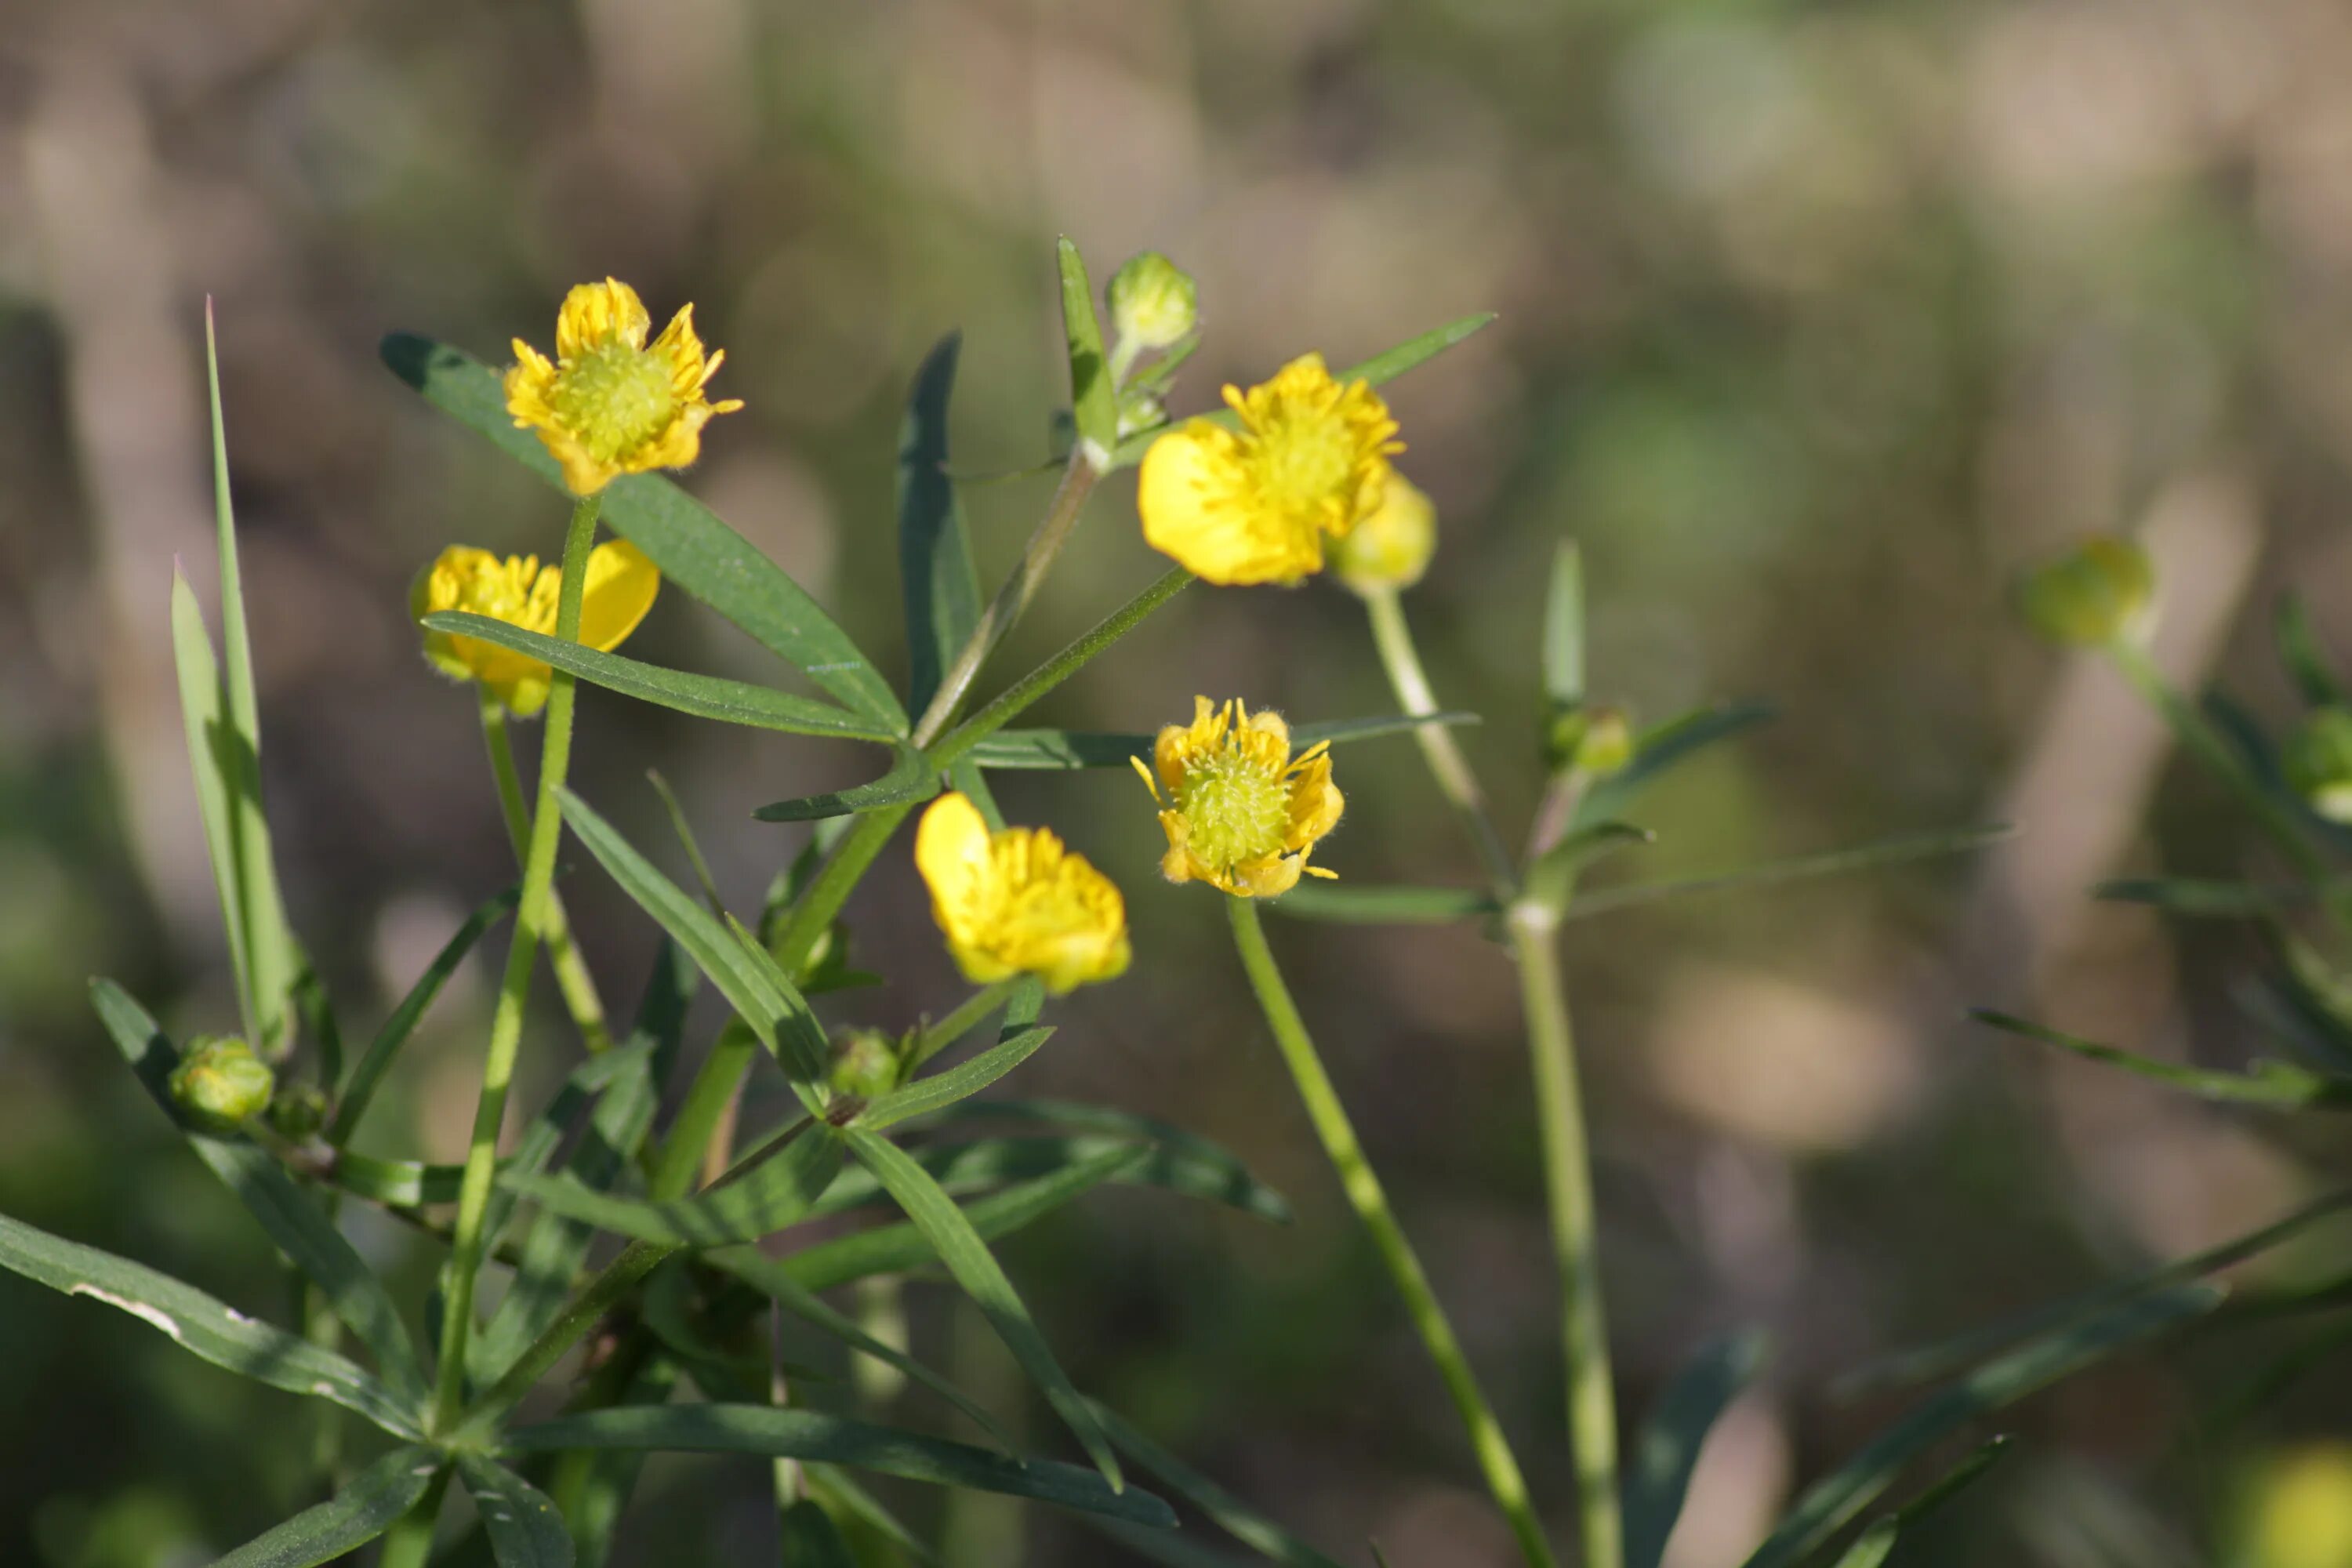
[[828, 1029, 901, 1100], [267, 1083, 329, 1142], [1329, 474, 1437, 595], [170, 1036, 276, 1129], [1116, 385, 1167, 440], [2019, 537, 2154, 647], [1105, 252, 1198, 354], [2289, 708, 2352, 826], [1545, 704, 1634, 779]]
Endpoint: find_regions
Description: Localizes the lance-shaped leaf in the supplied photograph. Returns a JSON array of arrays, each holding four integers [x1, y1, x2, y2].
[[0, 1210, 419, 1439], [213, 1446, 441, 1568], [1085, 1397, 1351, 1568], [420, 613, 893, 742], [501, 1403, 1177, 1526], [1572, 701, 1775, 831], [1827, 1436, 2011, 1568], [968, 712, 1480, 771], [1624, 1330, 1769, 1568], [557, 786, 831, 1088], [900, 332, 983, 716], [503, 1120, 843, 1247], [1740, 1287, 2220, 1568], [91, 979, 430, 1401], [1269, 883, 1498, 926], [330, 881, 519, 1142], [841, 1127, 1124, 1489], [1974, 1009, 2352, 1109], [458, 1456, 574, 1568], [811, 1130, 1291, 1226], [1564, 823, 2011, 923], [1542, 539, 1585, 712], [1108, 314, 1499, 467], [379, 332, 906, 728], [926, 1100, 1289, 1221], [1059, 238, 1118, 465], [753, 740, 942, 823], [855, 1026, 1055, 1131]]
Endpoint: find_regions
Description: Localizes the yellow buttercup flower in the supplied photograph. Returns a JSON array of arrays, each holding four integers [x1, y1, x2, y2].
[[915, 793, 1131, 994], [1138, 354, 1402, 586], [504, 278, 743, 496], [412, 541, 660, 717], [1134, 697, 1344, 898]]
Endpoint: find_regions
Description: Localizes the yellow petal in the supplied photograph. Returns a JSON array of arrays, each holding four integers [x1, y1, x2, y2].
[[1140, 423, 1318, 586], [914, 793, 993, 942], [577, 541, 660, 652], [557, 278, 650, 359]]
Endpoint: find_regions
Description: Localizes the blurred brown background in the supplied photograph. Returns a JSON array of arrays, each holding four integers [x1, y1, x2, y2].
[[7, 0, 2352, 1563]]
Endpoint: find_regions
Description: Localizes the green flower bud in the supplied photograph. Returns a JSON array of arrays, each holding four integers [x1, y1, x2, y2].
[[1116, 384, 1167, 440], [1328, 474, 1438, 595], [170, 1036, 275, 1129], [828, 1029, 902, 1100], [1105, 252, 1198, 354], [2288, 707, 2352, 825], [1544, 703, 1634, 778], [2018, 537, 2155, 647], [267, 1083, 329, 1142]]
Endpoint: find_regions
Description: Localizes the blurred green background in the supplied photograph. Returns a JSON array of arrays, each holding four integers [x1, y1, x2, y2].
[[8, 0, 2352, 1563]]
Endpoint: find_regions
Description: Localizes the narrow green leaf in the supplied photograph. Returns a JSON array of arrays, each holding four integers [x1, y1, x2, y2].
[[644, 768, 726, 913], [1085, 1396, 1351, 1567], [1572, 701, 1775, 830], [421, 613, 892, 742], [1525, 820, 1653, 914], [90, 979, 430, 1402], [924, 1101, 1289, 1222], [900, 332, 983, 716], [812, 1129, 1291, 1226], [856, 1026, 1054, 1131], [213, 1445, 438, 1568], [1740, 1287, 2219, 1568], [380, 333, 906, 728], [501, 1403, 1177, 1526], [2280, 594, 2350, 709], [202, 304, 299, 1055], [804, 1465, 940, 1565], [778, 1499, 858, 1568], [1624, 1330, 1769, 1568], [1269, 882, 1498, 925], [1058, 238, 1118, 464], [1541, 539, 1584, 710], [0, 1209, 418, 1438], [324, 1151, 470, 1207], [969, 711, 1481, 771], [557, 787, 832, 1089], [760, 1143, 1147, 1292], [2096, 877, 2312, 917], [458, 1456, 574, 1568], [841, 1127, 1123, 1489], [1564, 824, 2012, 922], [751, 741, 941, 823], [330, 882, 519, 1142], [1973, 1009, 2352, 1109], [169, 575, 255, 1040], [503, 1122, 842, 1247], [1107, 314, 1501, 468], [1828, 1437, 2012, 1568]]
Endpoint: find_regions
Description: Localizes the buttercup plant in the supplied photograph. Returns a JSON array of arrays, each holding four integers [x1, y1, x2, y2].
[[7, 247, 2073, 1568]]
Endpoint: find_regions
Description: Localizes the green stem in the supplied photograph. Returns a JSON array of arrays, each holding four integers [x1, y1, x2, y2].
[[481, 692, 615, 1054], [1363, 589, 1516, 901], [909, 978, 1018, 1072], [377, 1469, 450, 1568], [651, 1021, 760, 1200], [769, 804, 917, 980], [1225, 895, 1558, 1568], [431, 495, 601, 1435], [1509, 906, 1621, 1568]]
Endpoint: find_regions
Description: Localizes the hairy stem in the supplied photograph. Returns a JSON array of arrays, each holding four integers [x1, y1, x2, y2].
[[1225, 895, 1558, 1568], [481, 691, 614, 1054], [431, 494, 600, 1434]]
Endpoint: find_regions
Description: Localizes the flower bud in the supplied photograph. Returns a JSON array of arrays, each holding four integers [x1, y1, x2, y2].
[[1105, 252, 1198, 354], [1544, 704, 1634, 779], [267, 1083, 329, 1142], [828, 1029, 902, 1100], [1116, 385, 1167, 440], [2288, 707, 2352, 826], [170, 1036, 276, 1129], [2018, 537, 2155, 647], [1328, 474, 1438, 595]]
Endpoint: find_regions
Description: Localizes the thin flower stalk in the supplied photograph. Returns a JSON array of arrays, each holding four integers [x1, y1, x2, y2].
[[478, 689, 612, 1054]]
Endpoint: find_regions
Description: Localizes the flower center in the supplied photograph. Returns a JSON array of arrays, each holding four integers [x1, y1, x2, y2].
[[449, 555, 548, 627], [550, 343, 680, 463], [1175, 750, 1292, 869], [1246, 408, 1360, 521]]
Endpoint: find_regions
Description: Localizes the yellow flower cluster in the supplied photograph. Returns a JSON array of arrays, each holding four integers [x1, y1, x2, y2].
[[413, 540, 659, 716]]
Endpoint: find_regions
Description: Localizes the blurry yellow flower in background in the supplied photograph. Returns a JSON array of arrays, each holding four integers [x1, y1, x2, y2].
[[413, 541, 659, 716], [914, 793, 1131, 993], [1136, 696, 1344, 897], [505, 278, 743, 495], [1138, 354, 1401, 586], [2246, 1444, 2352, 1568], [1327, 470, 1437, 595]]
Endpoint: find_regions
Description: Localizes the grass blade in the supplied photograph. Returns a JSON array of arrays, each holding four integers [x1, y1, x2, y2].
[[841, 1127, 1123, 1489], [91, 979, 430, 1402], [457, 1456, 574, 1568], [420, 613, 892, 741], [1085, 1397, 1351, 1567], [380, 333, 905, 728], [1058, 238, 1118, 465], [1973, 1009, 2352, 1109], [503, 1121, 842, 1247], [1740, 1287, 2219, 1568], [501, 1403, 1176, 1526], [1565, 824, 2011, 922], [968, 711, 1480, 771], [329, 882, 519, 1142], [1624, 1330, 1768, 1568], [856, 1026, 1054, 1131], [213, 1445, 439, 1568], [0, 1209, 418, 1438], [900, 332, 983, 717], [1270, 883, 1498, 925]]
